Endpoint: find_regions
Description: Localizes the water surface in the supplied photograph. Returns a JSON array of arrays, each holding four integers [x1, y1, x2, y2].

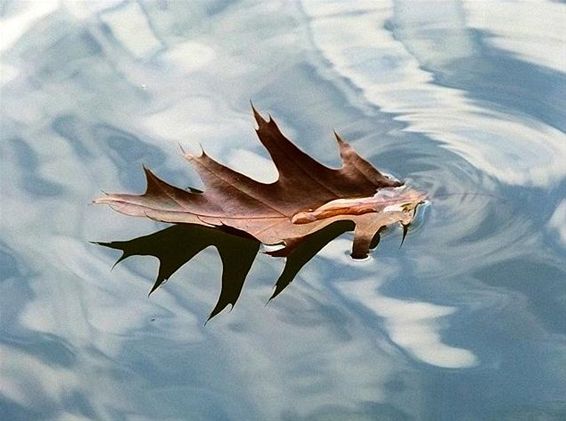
[[1, 1, 565, 420]]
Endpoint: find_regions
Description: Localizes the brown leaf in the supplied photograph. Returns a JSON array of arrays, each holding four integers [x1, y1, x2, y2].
[[95, 107, 426, 259]]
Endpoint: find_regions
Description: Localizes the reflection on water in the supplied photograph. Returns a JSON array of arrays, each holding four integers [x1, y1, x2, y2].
[[97, 219, 389, 321], [96, 221, 360, 320], [2, 0, 566, 419], [96, 224, 260, 321]]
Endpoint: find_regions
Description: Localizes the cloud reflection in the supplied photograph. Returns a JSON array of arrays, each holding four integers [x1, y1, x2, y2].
[[301, 0, 566, 187], [337, 279, 477, 368], [2, 0, 565, 418]]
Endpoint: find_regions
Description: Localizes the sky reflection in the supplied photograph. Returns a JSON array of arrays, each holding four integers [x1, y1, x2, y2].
[[1, 0, 565, 419]]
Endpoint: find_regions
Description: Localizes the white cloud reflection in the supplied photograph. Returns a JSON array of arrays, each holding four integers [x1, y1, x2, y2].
[[0, 0, 59, 54], [99, 2, 163, 58], [549, 200, 566, 248], [463, 0, 566, 74], [336, 278, 477, 368], [2, 0, 565, 418], [301, 0, 566, 188]]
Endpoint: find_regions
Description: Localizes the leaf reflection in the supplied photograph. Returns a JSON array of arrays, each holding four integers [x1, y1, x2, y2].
[[96, 221, 361, 320]]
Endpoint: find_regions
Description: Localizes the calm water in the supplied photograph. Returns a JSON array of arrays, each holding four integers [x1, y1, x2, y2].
[[1, 1, 566, 420]]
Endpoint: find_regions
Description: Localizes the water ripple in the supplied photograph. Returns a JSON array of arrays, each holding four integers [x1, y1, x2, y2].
[[1, 1, 565, 419]]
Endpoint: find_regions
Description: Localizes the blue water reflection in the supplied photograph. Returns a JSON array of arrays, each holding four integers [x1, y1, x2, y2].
[[1, 1, 565, 419]]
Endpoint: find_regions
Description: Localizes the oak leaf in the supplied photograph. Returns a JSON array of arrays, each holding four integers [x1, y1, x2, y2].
[[95, 107, 425, 259]]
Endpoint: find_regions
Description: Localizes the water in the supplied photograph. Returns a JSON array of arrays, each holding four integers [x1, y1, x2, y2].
[[1, 1, 565, 419]]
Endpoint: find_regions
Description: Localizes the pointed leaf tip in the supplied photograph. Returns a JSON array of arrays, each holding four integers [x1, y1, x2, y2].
[[251, 103, 267, 127], [268, 290, 279, 302], [180, 143, 205, 161], [333, 131, 345, 144], [142, 165, 154, 176], [206, 307, 221, 323], [111, 254, 127, 270], [400, 223, 409, 248], [148, 278, 164, 297]]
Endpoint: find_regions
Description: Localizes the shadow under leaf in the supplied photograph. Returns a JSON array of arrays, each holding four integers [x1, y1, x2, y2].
[[95, 221, 377, 320]]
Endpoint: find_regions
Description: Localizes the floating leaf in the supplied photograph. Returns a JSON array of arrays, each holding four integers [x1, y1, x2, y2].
[[94, 107, 426, 318], [95, 107, 425, 259]]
